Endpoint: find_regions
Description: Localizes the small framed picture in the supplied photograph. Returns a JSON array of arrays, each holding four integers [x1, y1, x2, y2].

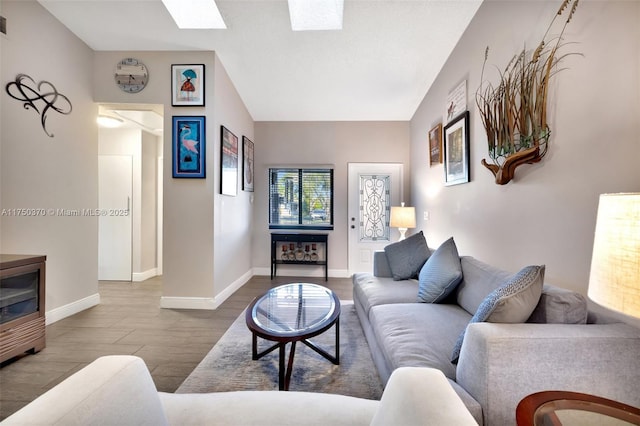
[[221, 126, 238, 196], [242, 136, 254, 192], [443, 111, 470, 186], [171, 64, 205, 106], [172, 116, 205, 178], [429, 123, 443, 166]]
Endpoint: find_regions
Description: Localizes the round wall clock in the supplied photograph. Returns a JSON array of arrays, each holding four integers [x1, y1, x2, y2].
[[114, 58, 148, 93]]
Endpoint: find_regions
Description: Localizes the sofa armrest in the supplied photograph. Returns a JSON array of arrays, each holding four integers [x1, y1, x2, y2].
[[2, 355, 169, 426], [456, 322, 640, 426], [371, 367, 478, 426], [373, 250, 392, 278]]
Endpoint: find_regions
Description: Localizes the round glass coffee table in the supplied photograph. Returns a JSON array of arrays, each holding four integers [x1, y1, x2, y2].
[[245, 283, 341, 391]]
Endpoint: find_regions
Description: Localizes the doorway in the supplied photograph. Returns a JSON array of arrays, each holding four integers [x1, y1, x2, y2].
[[347, 163, 403, 275], [97, 104, 163, 282]]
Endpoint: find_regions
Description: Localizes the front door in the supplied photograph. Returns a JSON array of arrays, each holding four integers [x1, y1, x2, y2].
[[348, 163, 403, 275]]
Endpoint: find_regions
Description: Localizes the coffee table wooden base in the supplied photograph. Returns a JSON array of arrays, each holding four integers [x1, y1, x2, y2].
[[251, 318, 340, 391]]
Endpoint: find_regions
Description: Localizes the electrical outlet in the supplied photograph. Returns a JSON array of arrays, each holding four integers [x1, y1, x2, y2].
[[423, 211, 430, 221]]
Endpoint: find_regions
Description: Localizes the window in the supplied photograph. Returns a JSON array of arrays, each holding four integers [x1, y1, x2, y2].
[[269, 168, 333, 230]]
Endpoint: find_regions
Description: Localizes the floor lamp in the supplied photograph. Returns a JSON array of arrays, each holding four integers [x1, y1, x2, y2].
[[390, 202, 416, 241], [588, 193, 640, 319]]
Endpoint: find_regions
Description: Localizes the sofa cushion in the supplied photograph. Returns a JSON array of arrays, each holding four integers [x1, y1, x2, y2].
[[527, 284, 588, 324], [417, 237, 463, 303], [369, 303, 471, 380], [383, 231, 431, 280], [451, 265, 545, 363], [373, 250, 393, 278], [353, 273, 419, 316], [456, 256, 513, 315]]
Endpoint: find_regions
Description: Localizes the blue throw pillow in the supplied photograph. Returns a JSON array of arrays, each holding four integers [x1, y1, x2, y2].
[[451, 265, 545, 364], [417, 237, 462, 303], [384, 231, 430, 280]]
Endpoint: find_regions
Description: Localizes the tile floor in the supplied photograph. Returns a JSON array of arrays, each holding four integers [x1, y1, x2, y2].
[[0, 275, 353, 420]]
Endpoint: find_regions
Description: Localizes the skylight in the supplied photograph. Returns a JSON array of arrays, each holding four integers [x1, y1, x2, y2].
[[288, 0, 344, 31], [161, 0, 226, 29]]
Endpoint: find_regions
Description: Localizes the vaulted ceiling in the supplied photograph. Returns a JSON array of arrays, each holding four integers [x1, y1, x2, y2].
[[38, 0, 483, 121]]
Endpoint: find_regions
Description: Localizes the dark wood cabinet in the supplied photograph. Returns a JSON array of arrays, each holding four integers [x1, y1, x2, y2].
[[0, 254, 46, 363], [271, 233, 328, 281]]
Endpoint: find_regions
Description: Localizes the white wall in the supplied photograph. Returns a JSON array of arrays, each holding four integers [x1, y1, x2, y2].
[[410, 1, 640, 294], [1, 1, 99, 321], [253, 121, 411, 276]]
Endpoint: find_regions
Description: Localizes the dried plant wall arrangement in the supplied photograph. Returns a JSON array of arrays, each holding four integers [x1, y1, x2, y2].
[[476, 0, 580, 185]]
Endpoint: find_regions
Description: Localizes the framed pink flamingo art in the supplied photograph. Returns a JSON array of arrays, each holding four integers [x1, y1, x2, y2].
[[171, 64, 205, 106], [172, 116, 205, 178]]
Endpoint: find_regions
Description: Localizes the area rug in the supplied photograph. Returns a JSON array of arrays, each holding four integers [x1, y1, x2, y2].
[[177, 301, 383, 400]]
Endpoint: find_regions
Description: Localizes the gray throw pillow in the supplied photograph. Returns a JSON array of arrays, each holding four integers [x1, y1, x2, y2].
[[384, 231, 430, 281], [451, 265, 545, 363], [417, 237, 462, 303], [527, 285, 588, 324]]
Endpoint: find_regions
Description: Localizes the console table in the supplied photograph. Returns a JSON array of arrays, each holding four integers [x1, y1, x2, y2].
[[271, 233, 328, 281]]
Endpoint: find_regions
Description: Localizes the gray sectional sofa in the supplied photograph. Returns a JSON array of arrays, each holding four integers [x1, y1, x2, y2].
[[352, 234, 640, 426]]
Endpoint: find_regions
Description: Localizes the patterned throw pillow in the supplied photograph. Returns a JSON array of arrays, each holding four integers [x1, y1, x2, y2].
[[451, 265, 545, 363], [417, 237, 463, 303], [384, 231, 431, 281]]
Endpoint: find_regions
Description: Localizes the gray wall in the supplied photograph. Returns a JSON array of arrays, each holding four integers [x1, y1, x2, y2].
[[253, 121, 411, 276], [410, 0, 640, 294], [141, 131, 158, 274], [2, 2, 256, 316], [211, 54, 255, 301], [1, 1, 99, 321], [94, 51, 254, 308]]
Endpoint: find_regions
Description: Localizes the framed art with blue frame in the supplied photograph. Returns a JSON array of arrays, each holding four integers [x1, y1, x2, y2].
[[172, 116, 205, 178]]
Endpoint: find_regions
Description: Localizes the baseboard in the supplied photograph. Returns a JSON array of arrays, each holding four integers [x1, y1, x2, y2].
[[45, 293, 101, 325], [253, 267, 350, 278], [160, 269, 254, 310], [132, 268, 157, 282], [159, 296, 217, 310]]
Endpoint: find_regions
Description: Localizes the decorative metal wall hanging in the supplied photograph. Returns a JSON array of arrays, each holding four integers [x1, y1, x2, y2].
[[476, 0, 580, 185], [5, 74, 72, 138]]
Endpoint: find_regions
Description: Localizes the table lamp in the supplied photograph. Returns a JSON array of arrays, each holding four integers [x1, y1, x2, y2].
[[588, 193, 640, 319], [389, 202, 416, 241]]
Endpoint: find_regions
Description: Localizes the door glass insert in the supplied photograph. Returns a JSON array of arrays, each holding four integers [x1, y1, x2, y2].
[[359, 174, 390, 242]]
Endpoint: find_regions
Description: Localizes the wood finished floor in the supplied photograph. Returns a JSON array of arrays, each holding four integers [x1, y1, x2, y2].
[[0, 275, 354, 420]]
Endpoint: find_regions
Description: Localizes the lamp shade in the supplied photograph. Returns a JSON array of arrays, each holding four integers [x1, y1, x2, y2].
[[390, 204, 416, 229], [588, 193, 640, 319]]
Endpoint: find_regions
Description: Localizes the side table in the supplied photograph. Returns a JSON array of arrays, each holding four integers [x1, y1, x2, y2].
[[516, 390, 640, 425]]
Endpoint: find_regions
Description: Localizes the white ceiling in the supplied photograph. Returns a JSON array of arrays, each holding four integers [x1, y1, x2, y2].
[[38, 0, 483, 121]]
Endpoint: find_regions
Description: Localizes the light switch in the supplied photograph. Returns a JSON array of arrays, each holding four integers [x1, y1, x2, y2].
[[423, 211, 430, 221]]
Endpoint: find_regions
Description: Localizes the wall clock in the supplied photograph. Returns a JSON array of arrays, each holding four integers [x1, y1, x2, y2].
[[115, 58, 148, 93]]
